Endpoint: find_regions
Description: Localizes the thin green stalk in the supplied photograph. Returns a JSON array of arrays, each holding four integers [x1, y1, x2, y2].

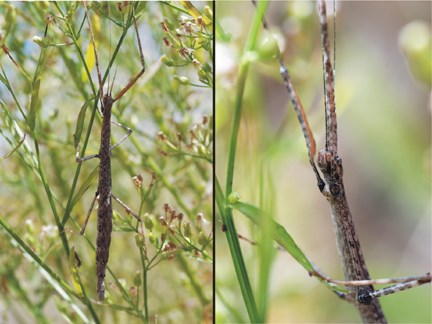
[[140, 252, 149, 323], [216, 178, 258, 322], [221, 1, 269, 322]]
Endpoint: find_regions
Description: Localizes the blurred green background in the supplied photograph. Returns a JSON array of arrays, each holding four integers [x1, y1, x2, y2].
[[216, 1, 430, 323]]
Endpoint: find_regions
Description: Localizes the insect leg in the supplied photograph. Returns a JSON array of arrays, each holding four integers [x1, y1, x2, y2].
[[76, 151, 99, 163], [80, 191, 99, 235], [109, 120, 132, 151], [113, 6, 146, 102], [112, 194, 141, 222]]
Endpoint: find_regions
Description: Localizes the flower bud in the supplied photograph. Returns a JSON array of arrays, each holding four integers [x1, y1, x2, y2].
[[257, 36, 280, 61], [161, 54, 174, 67], [144, 214, 154, 231], [227, 192, 240, 204], [184, 222, 192, 238], [198, 231, 207, 246], [175, 75, 189, 85], [133, 270, 142, 287]]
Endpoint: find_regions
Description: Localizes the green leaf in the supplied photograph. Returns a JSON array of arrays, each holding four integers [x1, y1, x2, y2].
[[231, 201, 350, 295], [29, 47, 51, 131], [232, 201, 314, 271], [73, 100, 90, 150]]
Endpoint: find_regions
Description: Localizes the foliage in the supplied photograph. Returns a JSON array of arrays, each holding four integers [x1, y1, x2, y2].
[[0, 1, 213, 323]]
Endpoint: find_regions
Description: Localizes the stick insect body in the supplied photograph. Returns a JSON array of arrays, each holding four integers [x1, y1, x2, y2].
[[77, 4, 145, 301], [254, 0, 431, 322]]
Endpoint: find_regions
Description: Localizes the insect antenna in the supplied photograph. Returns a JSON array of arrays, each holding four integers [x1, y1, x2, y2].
[[84, 2, 104, 104]]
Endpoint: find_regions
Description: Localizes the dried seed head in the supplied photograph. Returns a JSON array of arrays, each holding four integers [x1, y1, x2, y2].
[[163, 37, 172, 47], [161, 21, 169, 32], [163, 203, 170, 213], [192, 58, 201, 69], [179, 46, 192, 57], [177, 212, 184, 222], [132, 174, 143, 188], [177, 132, 184, 142], [157, 131, 167, 141], [159, 216, 168, 227], [170, 209, 177, 221], [164, 241, 176, 252], [202, 115, 209, 125], [45, 14, 55, 26]]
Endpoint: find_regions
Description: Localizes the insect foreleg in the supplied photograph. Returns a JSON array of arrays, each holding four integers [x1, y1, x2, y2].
[[112, 194, 141, 222], [109, 120, 133, 152], [80, 191, 99, 235]]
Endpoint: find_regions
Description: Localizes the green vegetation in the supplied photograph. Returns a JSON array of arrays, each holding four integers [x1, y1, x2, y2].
[[0, 2, 213, 323]]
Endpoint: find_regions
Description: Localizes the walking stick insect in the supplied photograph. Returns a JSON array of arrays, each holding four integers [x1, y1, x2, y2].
[[76, 3, 145, 301], [252, 0, 431, 322]]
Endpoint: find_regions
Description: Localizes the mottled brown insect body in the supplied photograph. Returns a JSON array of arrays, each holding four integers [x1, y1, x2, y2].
[[96, 95, 114, 301]]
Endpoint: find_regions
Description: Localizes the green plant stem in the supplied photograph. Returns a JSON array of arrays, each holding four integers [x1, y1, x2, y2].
[[140, 249, 149, 323], [216, 178, 258, 321], [220, 1, 269, 322]]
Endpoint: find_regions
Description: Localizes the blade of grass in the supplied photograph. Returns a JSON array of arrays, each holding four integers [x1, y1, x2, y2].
[[231, 200, 350, 295], [257, 163, 275, 321], [216, 177, 258, 322], [221, 0, 269, 322]]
